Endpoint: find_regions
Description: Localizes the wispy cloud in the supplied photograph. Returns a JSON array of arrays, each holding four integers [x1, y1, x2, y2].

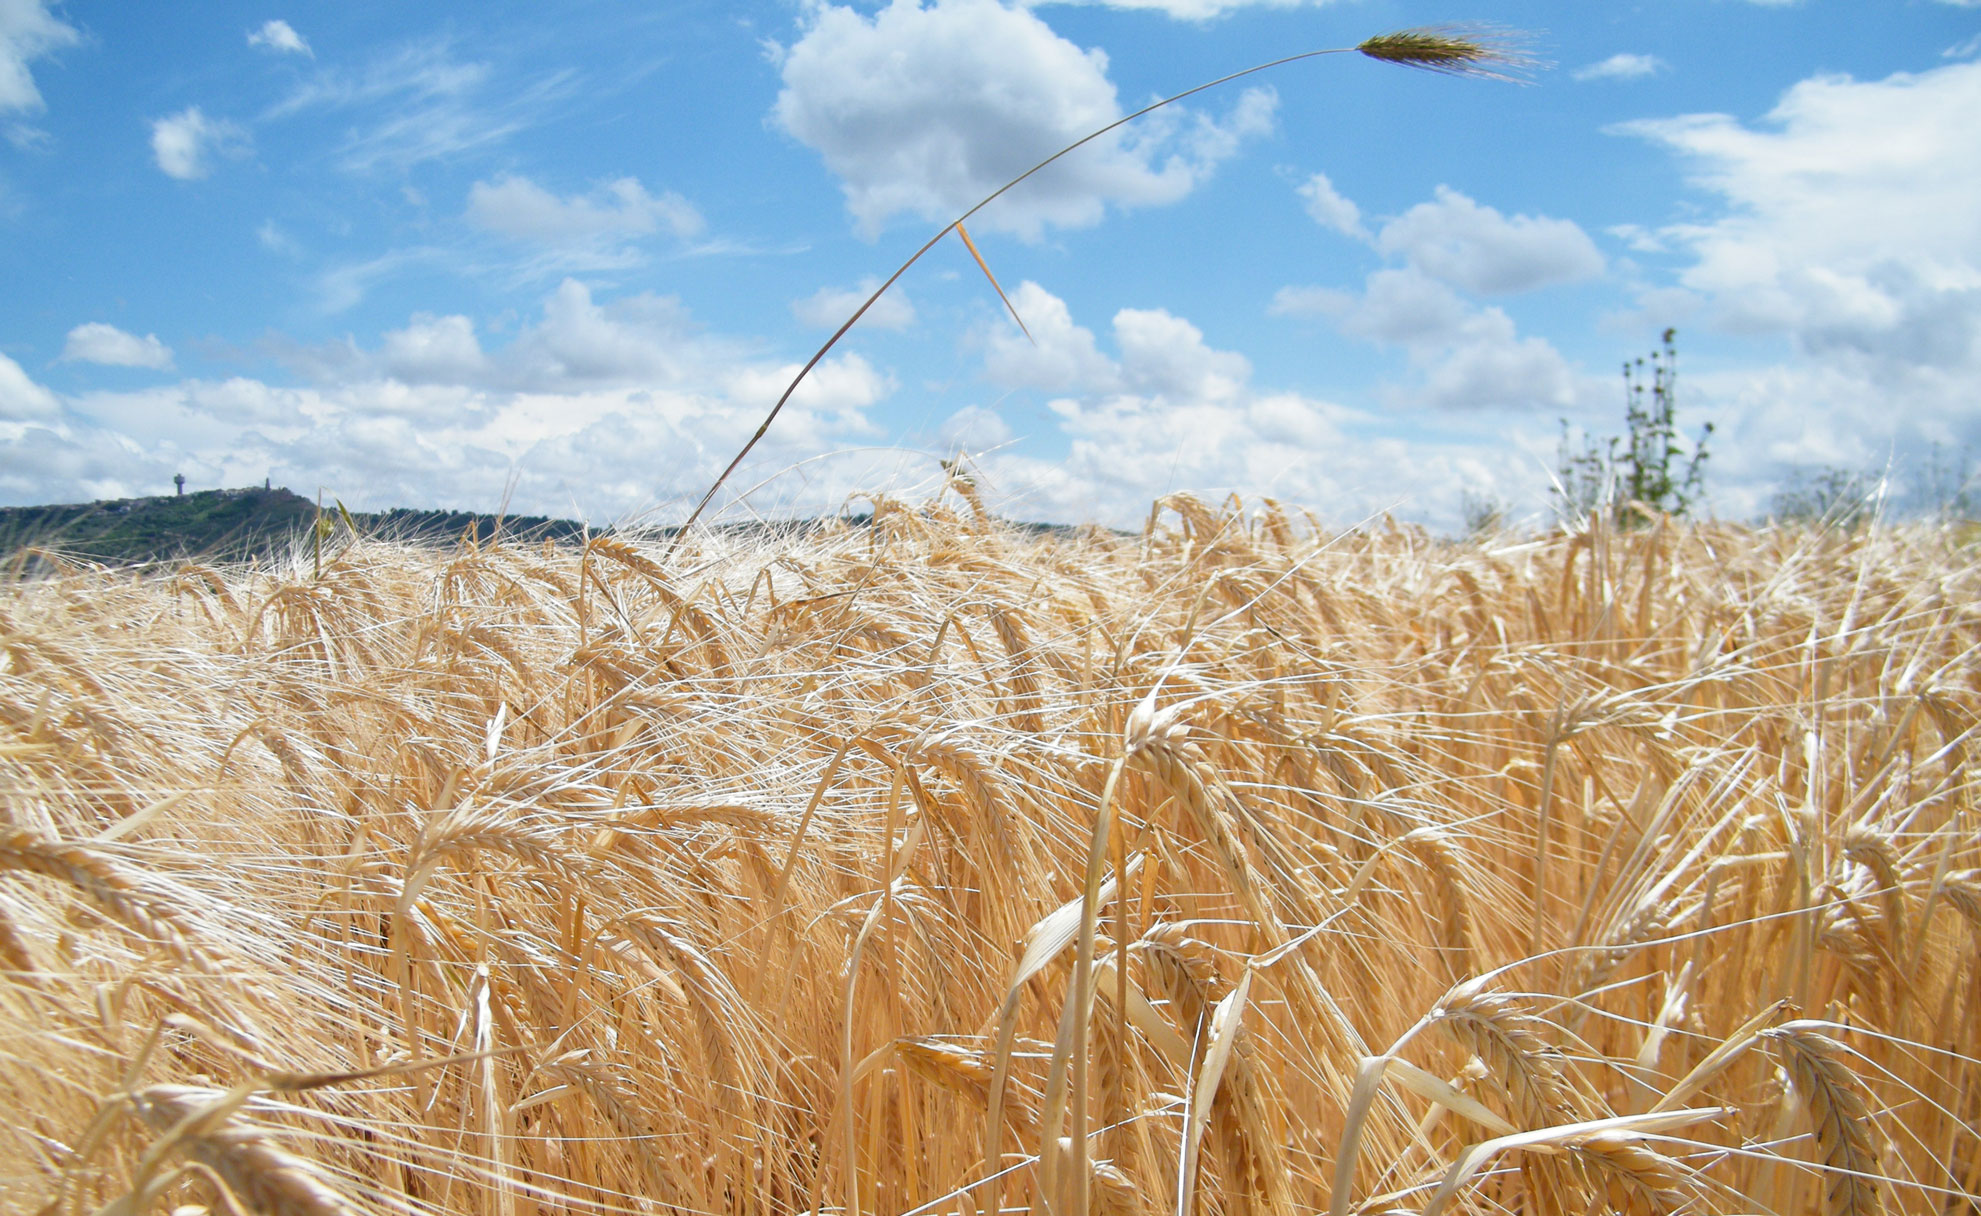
[[793, 277, 916, 331], [264, 38, 483, 118], [314, 246, 444, 313], [265, 37, 571, 174], [1574, 53, 1667, 82], [257, 219, 303, 257], [247, 20, 313, 58]]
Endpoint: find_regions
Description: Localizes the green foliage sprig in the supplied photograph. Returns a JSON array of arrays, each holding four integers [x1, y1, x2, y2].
[[1556, 328, 1713, 527]]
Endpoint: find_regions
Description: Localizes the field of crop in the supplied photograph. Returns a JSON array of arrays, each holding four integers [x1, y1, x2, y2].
[[2, 493, 1978, 1215]]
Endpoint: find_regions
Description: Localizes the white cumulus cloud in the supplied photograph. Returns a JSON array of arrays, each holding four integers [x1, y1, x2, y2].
[[0, 352, 59, 420], [378, 314, 487, 384], [1376, 186, 1605, 295], [1272, 260, 1596, 413], [1574, 53, 1666, 82], [60, 323, 176, 370], [772, 0, 1275, 239], [1411, 308, 1585, 413], [1273, 178, 1603, 413], [507, 279, 720, 389], [1612, 59, 1981, 491], [1288, 268, 1471, 345], [1616, 61, 1981, 423], [1, 0, 78, 146], [1618, 62, 1981, 348], [938, 403, 1013, 453], [150, 106, 250, 179], [468, 174, 702, 244], [247, 20, 312, 57], [967, 282, 1543, 528], [982, 280, 1123, 392]]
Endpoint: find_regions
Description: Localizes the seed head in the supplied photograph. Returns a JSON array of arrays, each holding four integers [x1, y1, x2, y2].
[[1356, 26, 1538, 82]]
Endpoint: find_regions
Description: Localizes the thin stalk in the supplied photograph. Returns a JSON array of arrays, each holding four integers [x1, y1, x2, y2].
[[664, 27, 1528, 552]]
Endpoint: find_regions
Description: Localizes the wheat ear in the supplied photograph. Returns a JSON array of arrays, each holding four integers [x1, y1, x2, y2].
[[0, 827, 211, 967], [127, 1085, 358, 1216], [1763, 1023, 1885, 1216], [1938, 868, 1981, 930], [1402, 829, 1476, 979], [1570, 1129, 1693, 1216], [1433, 980, 1580, 1128]]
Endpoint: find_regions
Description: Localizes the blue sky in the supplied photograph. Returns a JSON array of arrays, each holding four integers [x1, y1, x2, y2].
[[3, 1, 1978, 529]]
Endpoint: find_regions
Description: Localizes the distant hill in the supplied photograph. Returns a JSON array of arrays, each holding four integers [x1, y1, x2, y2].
[[0, 485, 592, 570]]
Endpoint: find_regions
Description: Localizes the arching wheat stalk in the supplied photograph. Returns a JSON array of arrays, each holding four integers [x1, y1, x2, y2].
[[665, 24, 1533, 550]]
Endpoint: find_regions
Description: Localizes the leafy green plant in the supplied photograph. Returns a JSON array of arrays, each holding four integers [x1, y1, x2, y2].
[[1555, 328, 1712, 527]]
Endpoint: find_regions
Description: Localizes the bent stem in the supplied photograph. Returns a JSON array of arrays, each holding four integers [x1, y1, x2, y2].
[[664, 26, 1531, 552]]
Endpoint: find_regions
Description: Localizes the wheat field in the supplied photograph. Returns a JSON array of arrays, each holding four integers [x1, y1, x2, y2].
[[2, 492, 1977, 1216]]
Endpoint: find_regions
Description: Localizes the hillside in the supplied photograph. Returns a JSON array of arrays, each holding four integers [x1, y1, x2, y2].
[[0, 485, 592, 568]]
